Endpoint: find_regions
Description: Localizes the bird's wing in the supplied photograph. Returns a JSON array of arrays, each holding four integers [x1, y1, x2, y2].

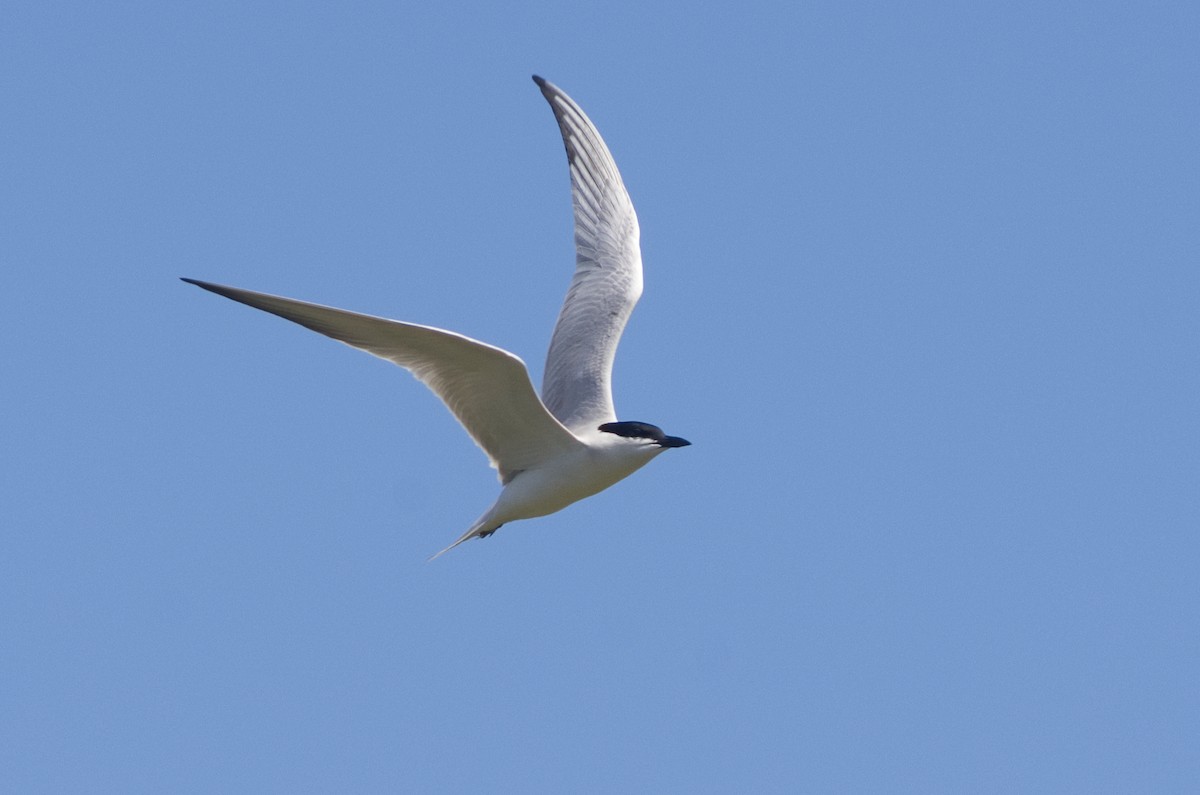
[[182, 279, 584, 483], [534, 76, 643, 434]]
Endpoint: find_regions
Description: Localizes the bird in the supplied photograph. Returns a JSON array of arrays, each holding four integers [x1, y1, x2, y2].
[[183, 75, 690, 558]]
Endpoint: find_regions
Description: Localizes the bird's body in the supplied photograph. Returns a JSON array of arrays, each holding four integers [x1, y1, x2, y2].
[[184, 76, 689, 557], [446, 428, 671, 555]]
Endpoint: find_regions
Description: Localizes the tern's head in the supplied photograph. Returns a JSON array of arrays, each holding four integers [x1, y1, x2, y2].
[[598, 421, 691, 449]]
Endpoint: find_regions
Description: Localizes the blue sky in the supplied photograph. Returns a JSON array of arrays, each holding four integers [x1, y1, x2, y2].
[[3, 1, 1197, 791]]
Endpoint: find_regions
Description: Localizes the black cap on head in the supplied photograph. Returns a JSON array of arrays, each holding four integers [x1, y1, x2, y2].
[[599, 421, 690, 448]]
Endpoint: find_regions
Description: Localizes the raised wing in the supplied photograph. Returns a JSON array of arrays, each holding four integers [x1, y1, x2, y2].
[[182, 279, 584, 483], [534, 76, 643, 434]]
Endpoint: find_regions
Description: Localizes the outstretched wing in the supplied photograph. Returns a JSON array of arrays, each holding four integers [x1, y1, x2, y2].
[[534, 76, 643, 434], [182, 279, 583, 483]]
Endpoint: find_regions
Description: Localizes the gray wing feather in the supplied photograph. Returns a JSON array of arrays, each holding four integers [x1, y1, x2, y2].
[[534, 77, 643, 433], [182, 279, 583, 483]]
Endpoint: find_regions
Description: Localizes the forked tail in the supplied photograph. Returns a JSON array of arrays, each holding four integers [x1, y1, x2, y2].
[[428, 516, 504, 561]]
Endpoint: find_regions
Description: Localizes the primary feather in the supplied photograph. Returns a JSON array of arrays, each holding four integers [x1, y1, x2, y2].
[[181, 279, 583, 484], [534, 76, 644, 434]]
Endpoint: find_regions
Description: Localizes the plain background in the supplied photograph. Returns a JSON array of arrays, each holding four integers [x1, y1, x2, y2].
[[3, 1, 1197, 791]]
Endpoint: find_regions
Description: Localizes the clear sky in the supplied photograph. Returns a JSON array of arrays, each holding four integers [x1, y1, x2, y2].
[[3, 1, 1197, 791]]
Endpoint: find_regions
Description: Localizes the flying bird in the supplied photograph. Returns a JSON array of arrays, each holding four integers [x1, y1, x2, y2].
[[183, 76, 690, 557]]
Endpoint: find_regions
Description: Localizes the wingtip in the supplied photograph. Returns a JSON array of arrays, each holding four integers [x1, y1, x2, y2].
[[181, 276, 211, 291], [180, 277, 223, 296], [532, 74, 556, 98]]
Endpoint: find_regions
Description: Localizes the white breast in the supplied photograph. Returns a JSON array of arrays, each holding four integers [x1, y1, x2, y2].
[[488, 436, 666, 525]]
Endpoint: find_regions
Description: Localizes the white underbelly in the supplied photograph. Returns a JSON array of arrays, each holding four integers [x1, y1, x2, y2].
[[490, 445, 659, 523]]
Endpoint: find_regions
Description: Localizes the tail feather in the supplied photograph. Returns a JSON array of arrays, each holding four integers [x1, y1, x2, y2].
[[428, 518, 502, 561]]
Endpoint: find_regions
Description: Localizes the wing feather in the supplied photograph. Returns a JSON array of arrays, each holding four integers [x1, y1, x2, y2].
[[182, 279, 583, 483], [534, 76, 643, 433]]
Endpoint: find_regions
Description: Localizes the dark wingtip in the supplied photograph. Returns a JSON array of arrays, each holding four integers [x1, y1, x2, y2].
[[181, 277, 217, 293], [532, 75, 555, 100], [180, 278, 232, 299]]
